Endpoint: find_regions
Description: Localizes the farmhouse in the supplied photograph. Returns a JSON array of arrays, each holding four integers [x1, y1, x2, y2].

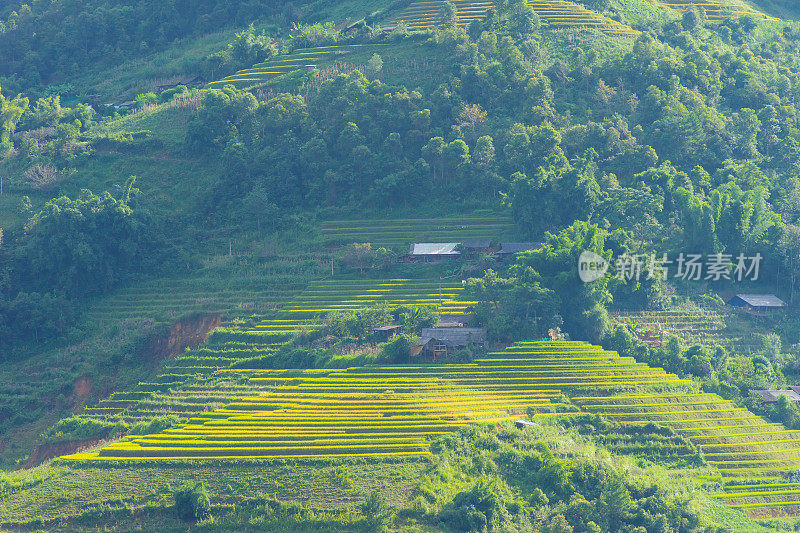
[[407, 242, 461, 262], [494, 242, 542, 260], [756, 387, 800, 403], [727, 294, 787, 315], [412, 327, 486, 360], [462, 241, 493, 258]]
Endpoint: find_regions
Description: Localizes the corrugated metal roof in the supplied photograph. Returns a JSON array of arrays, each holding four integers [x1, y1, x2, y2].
[[409, 243, 461, 255], [758, 390, 800, 402], [497, 242, 542, 254], [419, 327, 486, 346], [462, 241, 491, 249], [732, 294, 786, 307], [373, 325, 402, 332]]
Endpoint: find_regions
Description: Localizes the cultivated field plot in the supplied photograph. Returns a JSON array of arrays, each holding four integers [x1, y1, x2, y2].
[[573, 392, 800, 516], [649, 0, 777, 20], [78, 278, 473, 424], [65, 340, 688, 461], [279, 278, 473, 316], [66, 339, 800, 517], [611, 307, 759, 352], [320, 215, 514, 247], [717, 481, 800, 518], [85, 256, 323, 323], [207, 44, 386, 89], [387, 0, 640, 36]]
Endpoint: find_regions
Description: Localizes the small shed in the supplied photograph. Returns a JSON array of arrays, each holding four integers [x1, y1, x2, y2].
[[372, 324, 402, 341], [515, 420, 539, 429], [408, 243, 461, 262], [728, 294, 786, 315], [414, 327, 486, 360], [757, 387, 800, 403], [494, 242, 542, 260]]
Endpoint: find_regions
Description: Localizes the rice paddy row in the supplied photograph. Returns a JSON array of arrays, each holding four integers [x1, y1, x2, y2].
[[77, 278, 473, 424], [84, 256, 324, 322], [320, 215, 514, 247], [572, 390, 800, 517], [388, 0, 640, 36], [649, 0, 777, 21], [612, 307, 759, 352], [207, 44, 386, 89], [715, 481, 800, 518], [64, 340, 689, 461]]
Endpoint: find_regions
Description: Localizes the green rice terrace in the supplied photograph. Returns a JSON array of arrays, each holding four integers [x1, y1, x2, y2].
[[388, 0, 641, 35], [612, 306, 762, 353], [72, 277, 473, 424], [15, 219, 799, 522], [320, 214, 515, 248], [60, 338, 800, 518], [207, 44, 392, 90], [204, 0, 779, 94], [64, 340, 683, 462], [649, 0, 778, 20]]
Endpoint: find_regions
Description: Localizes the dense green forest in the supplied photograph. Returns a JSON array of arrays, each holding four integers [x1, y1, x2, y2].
[[3, 0, 800, 350], [0, 0, 313, 93]]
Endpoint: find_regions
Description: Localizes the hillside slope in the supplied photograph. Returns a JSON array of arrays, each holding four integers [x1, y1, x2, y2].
[[2, 0, 800, 531]]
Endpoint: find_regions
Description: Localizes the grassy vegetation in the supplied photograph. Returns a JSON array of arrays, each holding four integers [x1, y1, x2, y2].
[[320, 214, 514, 248], [2, 0, 800, 529], [0, 460, 426, 528]]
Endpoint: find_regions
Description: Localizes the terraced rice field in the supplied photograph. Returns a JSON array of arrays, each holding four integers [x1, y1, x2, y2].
[[65, 340, 688, 461], [78, 278, 473, 424], [320, 215, 514, 247], [716, 481, 800, 518], [85, 256, 324, 323], [571, 348, 800, 520], [207, 44, 386, 89], [573, 392, 800, 478], [612, 307, 760, 353], [278, 278, 473, 316], [388, 0, 639, 36], [66, 337, 800, 517], [650, 0, 777, 20]]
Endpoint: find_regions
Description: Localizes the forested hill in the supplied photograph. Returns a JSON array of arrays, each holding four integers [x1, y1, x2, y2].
[[0, 0, 318, 92], [3, 0, 800, 530]]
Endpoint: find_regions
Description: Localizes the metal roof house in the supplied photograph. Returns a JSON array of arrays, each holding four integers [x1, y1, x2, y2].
[[757, 387, 800, 403], [407, 243, 461, 262], [462, 241, 493, 259], [413, 327, 487, 360], [494, 242, 542, 259], [728, 294, 787, 315]]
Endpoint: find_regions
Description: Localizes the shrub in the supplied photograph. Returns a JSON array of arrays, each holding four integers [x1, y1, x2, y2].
[[42, 416, 127, 443], [159, 85, 188, 102], [174, 481, 211, 521], [379, 333, 414, 363], [129, 415, 182, 435], [134, 92, 158, 109], [360, 491, 388, 530], [440, 477, 505, 531]]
